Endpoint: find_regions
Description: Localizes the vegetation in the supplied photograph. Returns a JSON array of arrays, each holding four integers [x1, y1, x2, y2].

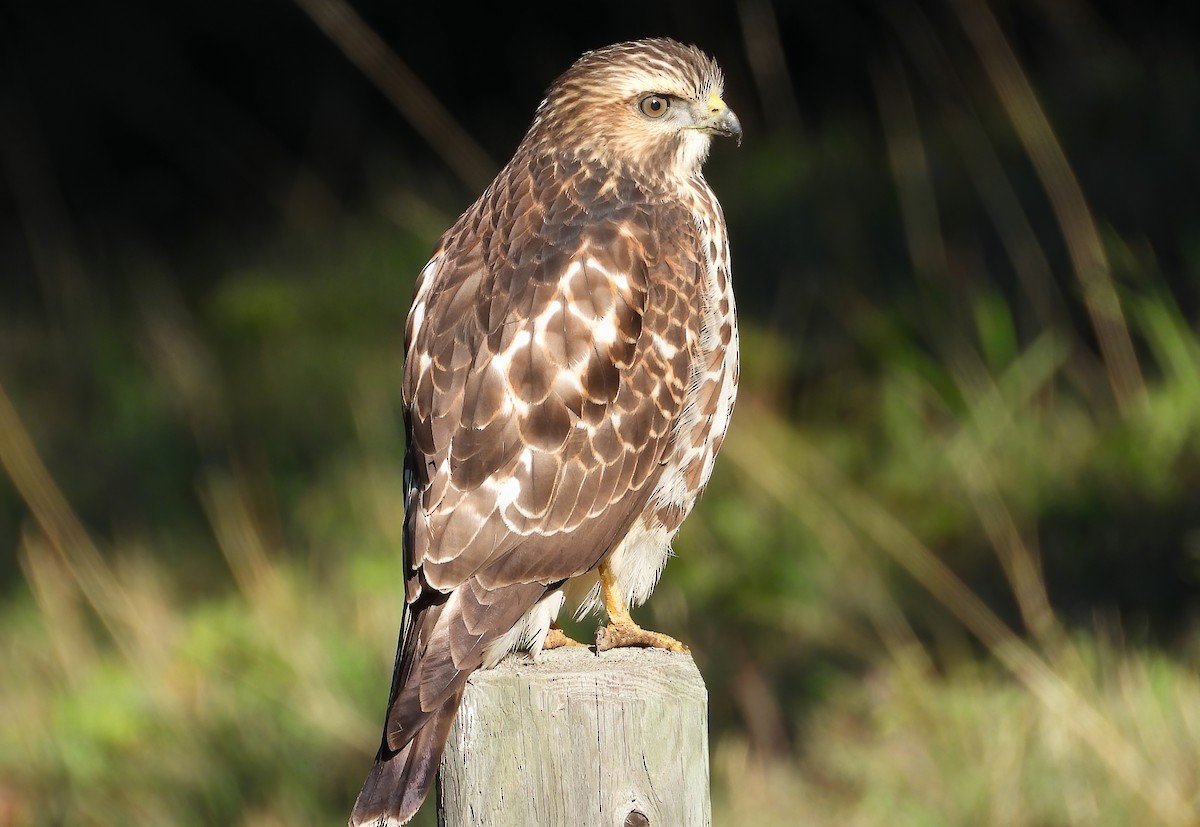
[[2, 2, 1198, 825]]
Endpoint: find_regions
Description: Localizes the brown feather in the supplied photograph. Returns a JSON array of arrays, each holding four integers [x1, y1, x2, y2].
[[352, 36, 739, 827]]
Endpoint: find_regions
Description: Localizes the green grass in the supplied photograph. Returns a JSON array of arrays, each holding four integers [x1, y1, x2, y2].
[[712, 641, 1200, 827], [3, 235, 1199, 823]]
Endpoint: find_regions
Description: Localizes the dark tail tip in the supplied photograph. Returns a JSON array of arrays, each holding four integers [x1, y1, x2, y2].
[[348, 688, 464, 827]]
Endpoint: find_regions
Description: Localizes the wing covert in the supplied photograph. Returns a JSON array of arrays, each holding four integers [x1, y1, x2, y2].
[[402, 160, 705, 597]]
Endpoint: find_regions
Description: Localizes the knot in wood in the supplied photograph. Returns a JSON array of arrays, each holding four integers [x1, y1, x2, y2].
[[624, 811, 650, 827]]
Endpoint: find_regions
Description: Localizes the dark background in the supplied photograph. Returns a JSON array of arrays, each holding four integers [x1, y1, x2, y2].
[[5, 1, 1197, 300]]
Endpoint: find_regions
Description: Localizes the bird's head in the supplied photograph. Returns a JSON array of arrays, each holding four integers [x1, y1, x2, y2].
[[525, 38, 742, 182]]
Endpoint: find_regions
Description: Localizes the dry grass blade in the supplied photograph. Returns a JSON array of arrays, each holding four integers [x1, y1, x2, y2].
[[883, 2, 1064, 330], [0, 382, 142, 659], [17, 526, 95, 683], [199, 470, 278, 601], [291, 0, 496, 192], [874, 56, 949, 284], [944, 351, 1057, 641], [737, 0, 804, 134], [949, 0, 1145, 413]]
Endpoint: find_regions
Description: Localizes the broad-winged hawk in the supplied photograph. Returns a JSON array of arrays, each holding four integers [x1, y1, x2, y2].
[[351, 37, 741, 826]]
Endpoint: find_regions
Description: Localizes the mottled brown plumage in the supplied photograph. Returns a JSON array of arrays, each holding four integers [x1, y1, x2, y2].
[[350, 38, 741, 827]]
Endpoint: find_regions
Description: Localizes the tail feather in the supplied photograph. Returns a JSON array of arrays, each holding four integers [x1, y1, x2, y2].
[[348, 685, 465, 827]]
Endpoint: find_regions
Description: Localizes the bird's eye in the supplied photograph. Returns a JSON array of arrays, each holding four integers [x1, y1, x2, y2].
[[639, 95, 670, 118]]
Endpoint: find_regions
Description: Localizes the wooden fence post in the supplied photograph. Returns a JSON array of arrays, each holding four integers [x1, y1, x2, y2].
[[437, 646, 711, 827]]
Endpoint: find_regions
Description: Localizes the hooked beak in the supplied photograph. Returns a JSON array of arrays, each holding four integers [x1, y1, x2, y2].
[[697, 93, 743, 146]]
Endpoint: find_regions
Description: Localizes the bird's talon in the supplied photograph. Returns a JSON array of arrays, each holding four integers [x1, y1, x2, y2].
[[595, 621, 690, 653], [595, 560, 690, 653], [544, 627, 586, 650]]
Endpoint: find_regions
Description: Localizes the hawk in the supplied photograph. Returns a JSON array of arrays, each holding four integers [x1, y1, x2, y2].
[[350, 38, 741, 826]]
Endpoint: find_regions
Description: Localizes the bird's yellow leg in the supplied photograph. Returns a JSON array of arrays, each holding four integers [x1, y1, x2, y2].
[[543, 623, 585, 650], [594, 561, 689, 653]]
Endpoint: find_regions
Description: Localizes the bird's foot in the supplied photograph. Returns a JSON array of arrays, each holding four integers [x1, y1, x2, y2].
[[543, 626, 586, 650], [595, 620, 689, 653], [594, 560, 689, 653]]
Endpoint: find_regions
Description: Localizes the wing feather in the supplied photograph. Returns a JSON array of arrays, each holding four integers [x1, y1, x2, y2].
[[384, 152, 706, 751]]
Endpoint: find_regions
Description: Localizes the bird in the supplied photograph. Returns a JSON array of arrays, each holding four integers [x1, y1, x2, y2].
[[350, 37, 742, 826]]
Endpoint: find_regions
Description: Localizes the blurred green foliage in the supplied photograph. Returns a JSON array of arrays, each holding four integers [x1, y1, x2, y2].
[[2, 2, 1200, 825]]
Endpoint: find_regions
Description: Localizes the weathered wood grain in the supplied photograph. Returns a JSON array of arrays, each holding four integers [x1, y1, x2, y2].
[[437, 646, 711, 827]]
